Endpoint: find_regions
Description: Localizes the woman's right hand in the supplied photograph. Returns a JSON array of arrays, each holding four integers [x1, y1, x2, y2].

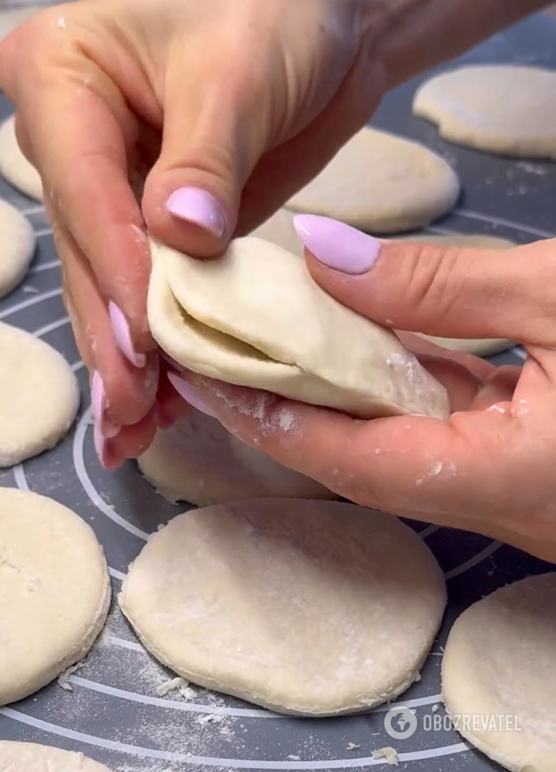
[[0, 0, 389, 468]]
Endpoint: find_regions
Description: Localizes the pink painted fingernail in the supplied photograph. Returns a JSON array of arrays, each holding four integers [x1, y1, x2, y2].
[[168, 372, 217, 418], [294, 215, 381, 274], [93, 421, 120, 470], [165, 187, 225, 237], [109, 302, 146, 368], [160, 351, 184, 373], [91, 370, 120, 439]]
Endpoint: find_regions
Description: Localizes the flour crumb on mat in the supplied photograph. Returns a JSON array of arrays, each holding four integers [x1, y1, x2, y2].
[[287, 755, 301, 761], [157, 676, 187, 697], [372, 747, 399, 766], [346, 742, 360, 751], [22, 284, 39, 294], [57, 661, 84, 692], [432, 704, 439, 713]]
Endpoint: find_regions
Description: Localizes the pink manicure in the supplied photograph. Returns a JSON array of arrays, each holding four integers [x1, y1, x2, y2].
[[165, 187, 225, 238], [91, 370, 120, 439], [294, 215, 381, 274], [168, 372, 217, 418], [109, 302, 146, 368]]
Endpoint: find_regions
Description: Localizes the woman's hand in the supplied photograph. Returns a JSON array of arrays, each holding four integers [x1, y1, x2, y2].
[[0, 0, 387, 468], [171, 217, 556, 564]]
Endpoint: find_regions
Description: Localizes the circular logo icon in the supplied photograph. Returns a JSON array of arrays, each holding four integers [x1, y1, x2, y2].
[[384, 706, 418, 740]]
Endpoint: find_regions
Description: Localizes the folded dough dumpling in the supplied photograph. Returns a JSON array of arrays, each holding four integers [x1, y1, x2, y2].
[[148, 237, 450, 420]]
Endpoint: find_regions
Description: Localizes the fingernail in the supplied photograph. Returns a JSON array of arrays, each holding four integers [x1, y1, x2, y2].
[[165, 187, 225, 238], [155, 400, 175, 430], [168, 372, 217, 418], [93, 420, 120, 470], [109, 302, 146, 368], [160, 351, 184, 373], [294, 214, 381, 274], [91, 370, 120, 439]]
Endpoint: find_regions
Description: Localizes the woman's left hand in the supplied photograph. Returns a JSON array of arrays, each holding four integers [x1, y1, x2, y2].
[[170, 216, 556, 564]]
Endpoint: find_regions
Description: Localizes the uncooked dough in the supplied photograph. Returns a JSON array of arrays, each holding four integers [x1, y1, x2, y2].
[[138, 409, 334, 505], [0, 488, 110, 706], [120, 499, 446, 715], [286, 128, 460, 233], [0, 115, 43, 201], [442, 573, 556, 772], [0, 7, 43, 42], [0, 198, 35, 298], [251, 207, 302, 255], [0, 742, 113, 772], [148, 237, 450, 420], [397, 233, 515, 356], [413, 65, 556, 159], [0, 322, 80, 466]]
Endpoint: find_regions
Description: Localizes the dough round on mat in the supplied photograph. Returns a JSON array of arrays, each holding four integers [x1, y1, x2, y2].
[[413, 65, 556, 159], [148, 237, 449, 420], [0, 198, 35, 298], [138, 410, 334, 505], [0, 116, 43, 201], [251, 207, 302, 255], [0, 322, 80, 467], [397, 233, 515, 356], [286, 128, 459, 233], [0, 742, 113, 771], [0, 488, 110, 706], [120, 499, 446, 716], [442, 573, 556, 772]]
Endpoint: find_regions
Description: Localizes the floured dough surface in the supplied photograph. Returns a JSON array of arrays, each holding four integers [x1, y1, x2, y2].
[[0, 742, 113, 771], [0, 198, 35, 298], [0, 322, 80, 466], [286, 128, 459, 233], [0, 6, 43, 41], [0, 116, 43, 201], [120, 499, 446, 715], [148, 237, 449, 420], [0, 488, 110, 706], [138, 409, 334, 505], [413, 65, 556, 159], [252, 207, 302, 255], [442, 573, 556, 772], [397, 233, 515, 355]]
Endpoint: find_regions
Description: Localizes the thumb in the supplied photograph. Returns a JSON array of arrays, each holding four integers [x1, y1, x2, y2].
[[142, 58, 269, 259], [294, 215, 556, 347]]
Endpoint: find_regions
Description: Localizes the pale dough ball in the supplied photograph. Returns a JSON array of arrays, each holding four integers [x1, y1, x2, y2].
[[120, 499, 446, 716], [138, 410, 335, 505], [0, 742, 113, 771], [286, 128, 460, 233], [251, 208, 302, 255], [413, 65, 556, 159], [0, 198, 35, 298], [442, 573, 556, 772], [0, 7, 43, 41], [0, 322, 80, 467], [396, 233, 515, 356], [0, 488, 110, 706], [0, 116, 43, 202], [148, 237, 450, 420]]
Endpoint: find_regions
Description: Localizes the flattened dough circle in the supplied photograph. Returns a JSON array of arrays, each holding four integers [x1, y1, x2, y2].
[[120, 499, 446, 716], [413, 65, 556, 159], [0, 198, 35, 298], [138, 410, 334, 505], [0, 322, 80, 467], [0, 115, 43, 201], [442, 573, 556, 772], [286, 128, 460, 233], [0, 488, 110, 706], [148, 237, 449, 420], [0, 742, 113, 771], [397, 233, 515, 356]]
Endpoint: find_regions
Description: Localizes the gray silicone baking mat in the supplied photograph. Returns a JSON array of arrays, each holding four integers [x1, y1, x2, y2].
[[1, 8, 555, 772]]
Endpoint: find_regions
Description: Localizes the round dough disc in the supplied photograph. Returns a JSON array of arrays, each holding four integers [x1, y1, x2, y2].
[[0, 488, 110, 706], [0, 198, 36, 298], [138, 409, 334, 505], [413, 65, 556, 159], [396, 233, 515, 356], [251, 208, 302, 255], [0, 322, 80, 467], [0, 742, 113, 771], [120, 499, 446, 716], [0, 116, 43, 202], [286, 128, 460, 233], [442, 573, 556, 772]]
